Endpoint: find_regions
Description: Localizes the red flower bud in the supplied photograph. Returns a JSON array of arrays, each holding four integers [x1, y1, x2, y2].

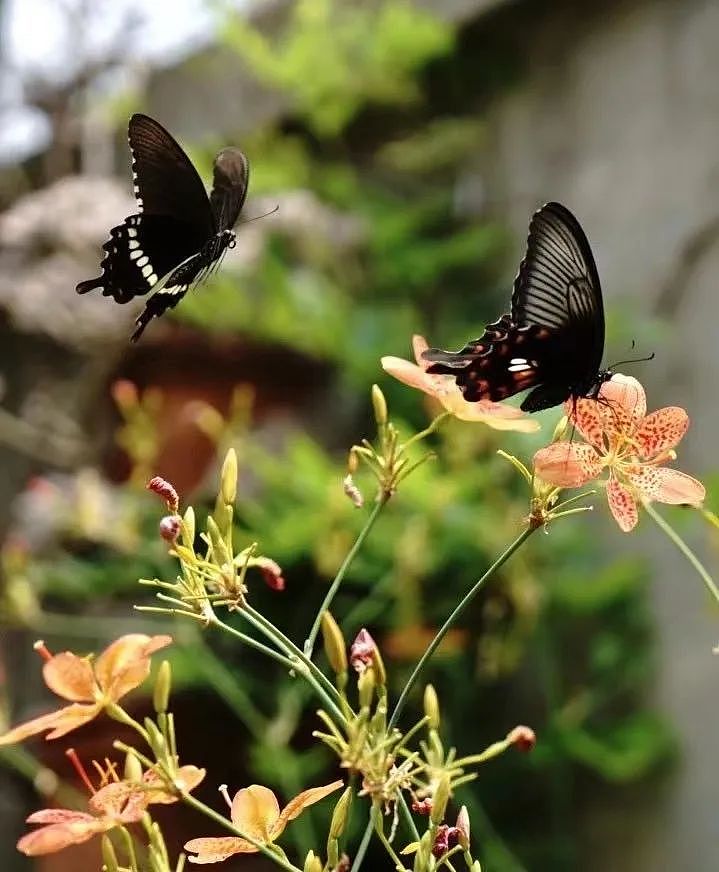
[[159, 515, 181, 543], [147, 476, 179, 513], [432, 825, 459, 858], [508, 724, 536, 752], [411, 798, 433, 815], [257, 558, 285, 591], [350, 629, 377, 674]]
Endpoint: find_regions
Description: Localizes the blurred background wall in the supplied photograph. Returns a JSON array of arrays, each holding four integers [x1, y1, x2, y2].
[[0, 1, 717, 870]]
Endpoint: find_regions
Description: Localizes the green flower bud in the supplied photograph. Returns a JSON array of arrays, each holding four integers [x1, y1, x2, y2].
[[183, 505, 195, 545], [358, 666, 375, 709], [430, 773, 451, 825], [424, 684, 440, 730], [371, 384, 388, 426], [123, 751, 143, 784], [303, 850, 323, 872], [329, 787, 352, 840], [153, 660, 172, 714], [321, 611, 348, 677], [220, 448, 238, 506]]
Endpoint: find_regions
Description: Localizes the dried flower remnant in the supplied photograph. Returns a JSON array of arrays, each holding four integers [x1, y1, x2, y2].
[[255, 556, 286, 591], [381, 335, 539, 432], [184, 781, 343, 864], [146, 476, 179, 513], [0, 634, 171, 745], [533, 375, 704, 531]]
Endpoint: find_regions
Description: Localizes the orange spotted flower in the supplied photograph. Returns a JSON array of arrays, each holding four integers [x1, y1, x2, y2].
[[533, 374, 704, 532], [381, 335, 539, 433], [18, 765, 205, 856], [0, 634, 172, 745], [184, 781, 343, 864]]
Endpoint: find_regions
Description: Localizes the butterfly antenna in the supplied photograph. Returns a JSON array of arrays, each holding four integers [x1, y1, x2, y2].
[[607, 351, 655, 369], [237, 204, 280, 226]]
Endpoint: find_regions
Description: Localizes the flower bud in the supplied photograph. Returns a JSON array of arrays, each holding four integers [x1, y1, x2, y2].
[[424, 684, 440, 730], [146, 476, 179, 513], [183, 506, 195, 544], [371, 384, 388, 426], [124, 751, 143, 784], [329, 787, 352, 840], [220, 448, 238, 506], [153, 660, 172, 714], [347, 449, 359, 474], [357, 666, 375, 708], [321, 611, 348, 676], [350, 629, 375, 674], [455, 806, 470, 850], [507, 724, 536, 752], [159, 515, 181, 543], [102, 834, 120, 872], [256, 557, 285, 591], [430, 773, 451, 825], [144, 719, 166, 758], [304, 850, 323, 872]]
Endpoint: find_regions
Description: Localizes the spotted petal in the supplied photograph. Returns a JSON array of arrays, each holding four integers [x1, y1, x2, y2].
[[230, 785, 280, 842], [42, 653, 95, 702], [184, 836, 255, 863], [628, 467, 705, 506], [569, 398, 606, 452], [95, 634, 172, 701], [17, 817, 107, 856], [606, 478, 639, 532], [634, 408, 689, 459], [533, 442, 604, 488], [275, 780, 344, 837], [600, 374, 646, 427]]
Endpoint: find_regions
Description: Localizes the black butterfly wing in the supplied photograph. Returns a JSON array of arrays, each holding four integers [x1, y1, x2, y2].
[[209, 147, 249, 232], [423, 202, 605, 411], [76, 114, 214, 306]]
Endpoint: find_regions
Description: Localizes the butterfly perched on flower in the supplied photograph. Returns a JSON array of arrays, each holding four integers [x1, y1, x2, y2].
[[77, 113, 249, 341], [423, 202, 613, 412]]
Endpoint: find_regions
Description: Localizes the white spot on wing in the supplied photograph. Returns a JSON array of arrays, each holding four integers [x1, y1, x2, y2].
[[137, 255, 149, 268], [141, 264, 154, 279], [128, 228, 137, 238], [128, 240, 139, 250]]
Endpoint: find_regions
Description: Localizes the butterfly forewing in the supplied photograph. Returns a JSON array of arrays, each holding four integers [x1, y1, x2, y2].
[[423, 202, 608, 412]]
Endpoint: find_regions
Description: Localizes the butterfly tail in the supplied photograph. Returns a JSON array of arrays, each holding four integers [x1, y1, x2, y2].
[[76, 276, 103, 295]]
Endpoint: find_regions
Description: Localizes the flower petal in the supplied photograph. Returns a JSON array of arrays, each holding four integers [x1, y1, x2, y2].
[[142, 765, 206, 804], [230, 785, 280, 841], [568, 398, 606, 452], [95, 634, 172, 701], [274, 780, 344, 839], [0, 702, 100, 745], [443, 396, 540, 432], [42, 653, 95, 702], [598, 374, 646, 433], [606, 478, 639, 531], [89, 781, 146, 823], [184, 836, 256, 863], [533, 442, 603, 488], [17, 818, 107, 856], [635, 407, 689, 459], [628, 467, 705, 506], [26, 809, 96, 825], [412, 334, 430, 367]]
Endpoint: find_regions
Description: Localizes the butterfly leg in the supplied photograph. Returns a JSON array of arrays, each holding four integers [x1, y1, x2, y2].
[[131, 284, 189, 342]]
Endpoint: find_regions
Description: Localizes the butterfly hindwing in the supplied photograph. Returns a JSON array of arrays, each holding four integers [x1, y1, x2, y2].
[[210, 147, 249, 232], [423, 202, 608, 411]]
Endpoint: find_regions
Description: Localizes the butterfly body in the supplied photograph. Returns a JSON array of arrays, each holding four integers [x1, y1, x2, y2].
[[423, 202, 610, 412], [77, 116, 249, 341]]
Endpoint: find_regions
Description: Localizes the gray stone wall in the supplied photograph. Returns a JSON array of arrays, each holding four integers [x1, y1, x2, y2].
[[476, 0, 719, 868]]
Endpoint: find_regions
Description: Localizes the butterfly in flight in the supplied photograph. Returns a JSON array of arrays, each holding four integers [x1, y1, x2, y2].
[[423, 201, 614, 413], [77, 113, 249, 341]]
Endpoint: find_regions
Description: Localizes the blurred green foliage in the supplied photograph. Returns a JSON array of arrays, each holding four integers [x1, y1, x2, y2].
[[1, 2, 672, 870]]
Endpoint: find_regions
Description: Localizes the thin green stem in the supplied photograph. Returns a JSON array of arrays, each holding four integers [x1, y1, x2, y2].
[[352, 525, 536, 872], [304, 494, 389, 658], [397, 793, 420, 842], [205, 614, 298, 671], [389, 526, 535, 730], [400, 411, 451, 454], [240, 605, 346, 720], [644, 501, 719, 606], [180, 792, 302, 872], [372, 804, 408, 871]]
